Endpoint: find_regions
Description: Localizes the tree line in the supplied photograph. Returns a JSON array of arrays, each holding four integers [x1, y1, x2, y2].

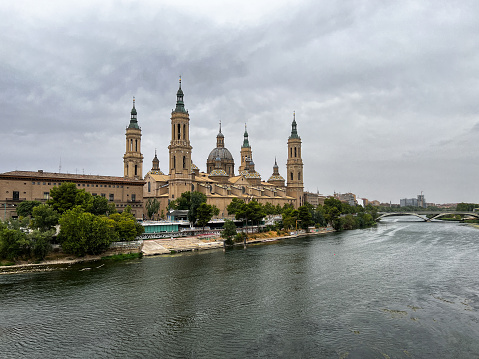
[[221, 196, 378, 243], [0, 183, 143, 263]]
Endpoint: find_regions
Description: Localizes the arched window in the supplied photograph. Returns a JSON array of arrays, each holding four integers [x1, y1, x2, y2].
[[298, 172, 301, 180], [135, 139, 138, 152], [134, 165, 138, 176], [294, 147, 297, 157], [177, 124, 181, 140], [290, 147, 292, 157], [290, 172, 293, 181], [148, 182, 151, 192], [173, 156, 176, 169], [183, 156, 186, 168], [183, 124, 186, 140], [130, 139, 133, 151]]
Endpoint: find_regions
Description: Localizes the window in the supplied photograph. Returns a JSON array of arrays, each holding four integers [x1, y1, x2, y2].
[[132, 194, 136, 202], [109, 194, 114, 201], [290, 172, 293, 181], [135, 165, 138, 176], [290, 148, 292, 157], [43, 192, 50, 200], [32, 182, 35, 185], [13, 191, 19, 200], [183, 124, 186, 140], [177, 123, 181, 140], [148, 182, 151, 192], [183, 156, 186, 169], [101, 193, 106, 198], [298, 172, 301, 180], [294, 147, 297, 157], [92, 193, 97, 197]]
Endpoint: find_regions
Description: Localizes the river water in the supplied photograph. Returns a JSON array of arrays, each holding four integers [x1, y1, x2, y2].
[[1, 219, 479, 358]]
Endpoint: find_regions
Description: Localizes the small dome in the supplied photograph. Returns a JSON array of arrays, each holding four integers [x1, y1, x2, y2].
[[207, 147, 234, 161], [268, 174, 285, 182]]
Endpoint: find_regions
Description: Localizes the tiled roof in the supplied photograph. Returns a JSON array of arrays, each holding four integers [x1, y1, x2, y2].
[[0, 170, 145, 184], [150, 170, 165, 175], [239, 170, 261, 179], [210, 169, 228, 176], [267, 174, 285, 182]]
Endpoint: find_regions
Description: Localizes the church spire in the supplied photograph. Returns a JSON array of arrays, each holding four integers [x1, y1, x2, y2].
[[289, 111, 299, 139], [128, 97, 139, 129], [242, 123, 250, 148], [174, 76, 187, 113], [216, 120, 225, 147]]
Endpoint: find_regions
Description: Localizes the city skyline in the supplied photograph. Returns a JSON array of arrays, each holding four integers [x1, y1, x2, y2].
[[2, 1, 478, 204]]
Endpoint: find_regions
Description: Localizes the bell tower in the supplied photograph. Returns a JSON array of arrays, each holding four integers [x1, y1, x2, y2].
[[168, 78, 193, 200], [123, 97, 143, 179], [286, 112, 304, 208], [239, 124, 253, 172]]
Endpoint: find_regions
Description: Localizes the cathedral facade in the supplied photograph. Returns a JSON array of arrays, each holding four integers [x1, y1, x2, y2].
[[125, 80, 304, 219]]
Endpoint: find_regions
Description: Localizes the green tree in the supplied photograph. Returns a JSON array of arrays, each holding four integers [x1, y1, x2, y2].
[[16, 201, 42, 218], [282, 207, 299, 230], [247, 200, 265, 226], [342, 214, 356, 230], [47, 183, 92, 214], [28, 230, 54, 260], [297, 205, 313, 232], [110, 210, 144, 241], [31, 204, 59, 232], [169, 191, 207, 224], [221, 219, 237, 244], [188, 192, 208, 225], [58, 207, 118, 256], [146, 198, 161, 219], [456, 203, 479, 211], [196, 203, 216, 231], [86, 195, 110, 216], [227, 198, 245, 216], [263, 202, 275, 216], [0, 228, 30, 261]]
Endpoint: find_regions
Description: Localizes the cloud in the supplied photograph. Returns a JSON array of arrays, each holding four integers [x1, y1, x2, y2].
[[1, 0, 479, 203]]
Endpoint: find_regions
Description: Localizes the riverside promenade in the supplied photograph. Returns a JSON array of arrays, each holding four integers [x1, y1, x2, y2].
[[141, 227, 334, 256]]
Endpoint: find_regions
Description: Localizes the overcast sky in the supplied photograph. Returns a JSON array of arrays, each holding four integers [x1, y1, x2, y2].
[[2, 0, 478, 204]]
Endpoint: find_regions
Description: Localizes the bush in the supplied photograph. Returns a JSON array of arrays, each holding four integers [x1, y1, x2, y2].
[[58, 207, 118, 256]]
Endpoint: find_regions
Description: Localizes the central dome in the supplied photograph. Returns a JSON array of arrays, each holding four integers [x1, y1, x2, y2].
[[207, 147, 234, 161]]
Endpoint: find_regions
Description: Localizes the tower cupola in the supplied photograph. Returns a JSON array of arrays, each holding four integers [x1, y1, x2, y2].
[[128, 97, 139, 129], [175, 77, 187, 113], [242, 124, 250, 148], [289, 111, 299, 139]]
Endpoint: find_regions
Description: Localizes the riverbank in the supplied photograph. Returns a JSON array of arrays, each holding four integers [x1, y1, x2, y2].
[[0, 227, 335, 274], [141, 227, 334, 256]]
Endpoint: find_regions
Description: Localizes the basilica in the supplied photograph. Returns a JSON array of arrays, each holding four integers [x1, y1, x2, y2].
[[123, 79, 305, 218]]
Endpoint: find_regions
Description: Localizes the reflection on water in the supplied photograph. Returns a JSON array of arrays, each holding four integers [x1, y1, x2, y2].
[[1, 220, 479, 358]]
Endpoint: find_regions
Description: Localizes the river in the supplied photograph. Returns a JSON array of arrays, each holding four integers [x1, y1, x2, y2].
[[1, 219, 479, 358]]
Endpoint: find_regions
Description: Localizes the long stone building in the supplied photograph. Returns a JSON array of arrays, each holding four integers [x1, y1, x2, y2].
[[135, 79, 305, 218], [0, 171, 145, 220]]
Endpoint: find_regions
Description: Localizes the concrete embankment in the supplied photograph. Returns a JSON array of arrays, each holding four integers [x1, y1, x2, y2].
[[142, 227, 335, 255], [142, 237, 224, 256]]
